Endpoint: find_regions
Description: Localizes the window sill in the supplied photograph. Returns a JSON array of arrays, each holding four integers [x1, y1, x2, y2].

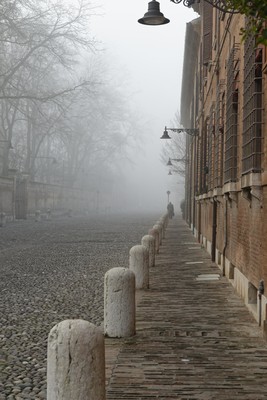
[[223, 181, 238, 194], [241, 172, 262, 188]]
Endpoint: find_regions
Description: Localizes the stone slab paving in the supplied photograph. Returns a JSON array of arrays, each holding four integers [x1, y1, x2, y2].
[[105, 216, 267, 400]]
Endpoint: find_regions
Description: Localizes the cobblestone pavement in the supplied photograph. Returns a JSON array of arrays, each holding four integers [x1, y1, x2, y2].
[[106, 215, 267, 400], [0, 212, 160, 400]]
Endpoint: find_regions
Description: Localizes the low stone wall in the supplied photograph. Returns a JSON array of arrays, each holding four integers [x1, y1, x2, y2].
[[0, 176, 99, 218], [27, 182, 93, 215]]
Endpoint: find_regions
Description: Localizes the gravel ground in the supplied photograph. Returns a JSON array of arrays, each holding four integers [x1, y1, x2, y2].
[[0, 211, 161, 400]]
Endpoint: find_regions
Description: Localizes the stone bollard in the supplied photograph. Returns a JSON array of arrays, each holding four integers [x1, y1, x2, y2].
[[46, 208, 52, 220], [162, 213, 169, 229], [153, 223, 163, 244], [129, 245, 149, 289], [104, 267, 135, 337], [149, 228, 160, 254], [158, 221, 165, 237], [0, 212, 7, 227], [158, 219, 166, 238], [47, 319, 105, 400], [141, 235, 155, 267], [35, 210, 41, 222]]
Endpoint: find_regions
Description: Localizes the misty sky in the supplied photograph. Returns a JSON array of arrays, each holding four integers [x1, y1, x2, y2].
[[90, 0, 197, 212]]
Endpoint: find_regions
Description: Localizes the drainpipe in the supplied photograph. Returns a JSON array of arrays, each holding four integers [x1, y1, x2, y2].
[[222, 197, 228, 276], [211, 200, 217, 262], [258, 280, 264, 327], [198, 201, 201, 243]]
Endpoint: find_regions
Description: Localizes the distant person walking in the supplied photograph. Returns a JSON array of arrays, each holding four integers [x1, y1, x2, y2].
[[167, 202, 174, 219]]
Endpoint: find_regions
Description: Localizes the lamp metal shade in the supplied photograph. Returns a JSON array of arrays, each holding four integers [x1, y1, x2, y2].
[[160, 127, 171, 139], [167, 158, 172, 166], [138, 0, 170, 25]]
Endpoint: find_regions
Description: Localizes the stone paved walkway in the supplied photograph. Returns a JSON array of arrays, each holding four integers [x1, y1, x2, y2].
[[105, 215, 267, 400]]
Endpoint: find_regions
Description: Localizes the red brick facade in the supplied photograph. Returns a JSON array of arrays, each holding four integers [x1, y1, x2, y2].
[[180, 2, 267, 322]]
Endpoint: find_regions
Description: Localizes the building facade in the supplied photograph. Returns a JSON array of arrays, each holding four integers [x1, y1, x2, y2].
[[181, 3, 267, 329]]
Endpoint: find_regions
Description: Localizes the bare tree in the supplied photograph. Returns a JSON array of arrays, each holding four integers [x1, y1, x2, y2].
[[53, 61, 143, 188], [0, 0, 98, 98], [0, 0, 99, 175], [0, 0, 144, 190]]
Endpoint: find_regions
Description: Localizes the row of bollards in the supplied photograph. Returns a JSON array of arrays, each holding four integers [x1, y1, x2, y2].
[[47, 212, 169, 400]]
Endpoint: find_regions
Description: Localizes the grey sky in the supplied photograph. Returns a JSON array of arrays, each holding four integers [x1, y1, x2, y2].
[[91, 1, 197, 212]]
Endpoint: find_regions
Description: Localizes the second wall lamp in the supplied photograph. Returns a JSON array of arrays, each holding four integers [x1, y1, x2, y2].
[[160, 126, 198, 139]]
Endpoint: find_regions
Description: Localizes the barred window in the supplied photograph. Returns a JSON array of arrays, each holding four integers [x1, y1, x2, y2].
[[225, 45, 239, 183], [203, 1, 213, 66], [242, 36, 263, 174], [207, 105, 215, 191], [200, 118, 209, 194], [214, 81, 225, 187]]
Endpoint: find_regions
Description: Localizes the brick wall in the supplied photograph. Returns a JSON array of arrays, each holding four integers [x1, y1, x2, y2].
[[200, 199, 213, 243], [182, 7, 267, 314], [225, 192, 264, 288], [199, 191, 265, 291]]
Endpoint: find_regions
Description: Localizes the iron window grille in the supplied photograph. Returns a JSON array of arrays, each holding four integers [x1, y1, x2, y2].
[[214, 80, 225, 188], [207, 104, 215, 191], [242, 35, 263, 174], [225, 44, 240, 183], [200, 118, 209, 194]]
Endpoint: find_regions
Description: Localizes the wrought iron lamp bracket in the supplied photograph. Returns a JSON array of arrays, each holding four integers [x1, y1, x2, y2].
[[168, 128, 199, 136], [170, 0, 197, 6], [170, 0, 239, 13], [171, 0, 239, 14]]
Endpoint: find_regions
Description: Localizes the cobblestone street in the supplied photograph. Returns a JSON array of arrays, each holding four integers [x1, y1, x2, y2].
[[0, 212, 159, 399]]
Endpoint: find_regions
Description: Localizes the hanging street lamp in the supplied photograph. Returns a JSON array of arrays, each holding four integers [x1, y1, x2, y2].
[[167, 157, 188, 166], [160, 126, 198, 139], [138, 0, 238, 26], [138, 0, 170, 25]]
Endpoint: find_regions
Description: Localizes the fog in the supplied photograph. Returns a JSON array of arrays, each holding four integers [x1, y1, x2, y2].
[[0, 0, 197, 216], [90, 0, 197, 213]]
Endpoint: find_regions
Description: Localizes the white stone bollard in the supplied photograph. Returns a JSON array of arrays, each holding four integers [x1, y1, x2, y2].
[[104, 267, 135, 338], [141, 235, 155, 267], [153, 223, 163, 244], [158, 219, 166, 238], [129, 245, 149, 289], [35, 210, 41, 222], [47, 319, 105, 400], [159, 221, 165, 238], [149, 228, 160, 254], [162, 212, 169, 229], [46, 208, 52, 220]]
